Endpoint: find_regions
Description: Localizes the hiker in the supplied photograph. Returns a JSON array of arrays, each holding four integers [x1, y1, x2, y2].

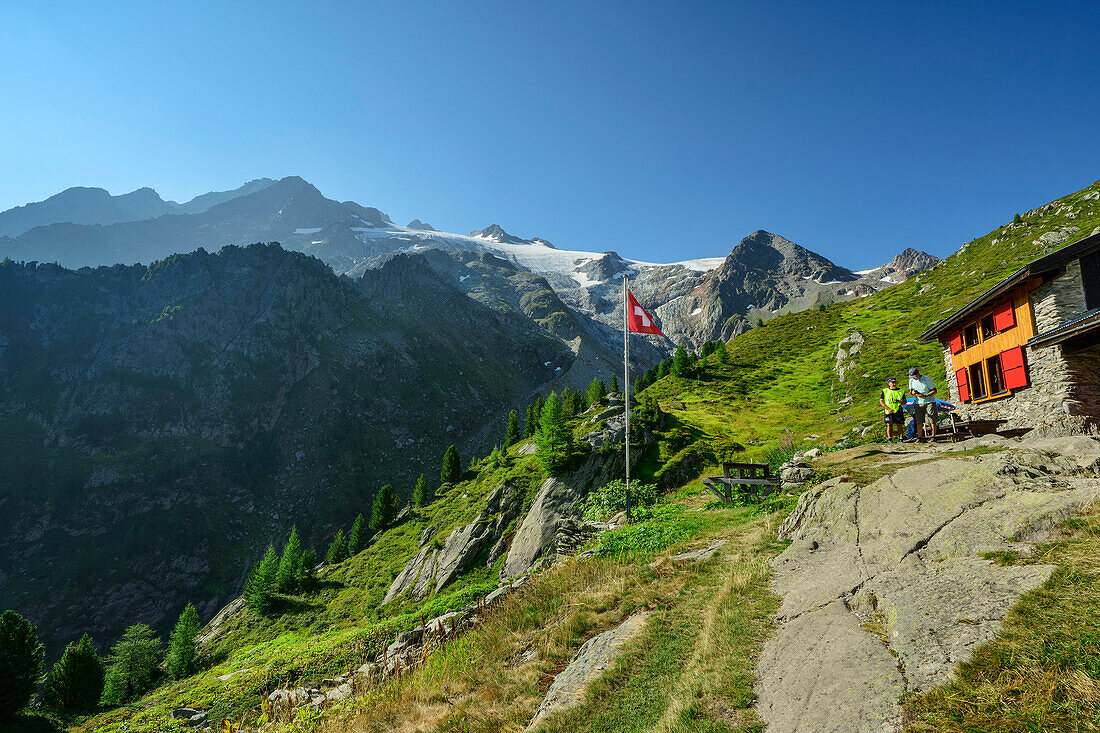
[[908, 367, 938, 441], [879, 377, 907, 442]]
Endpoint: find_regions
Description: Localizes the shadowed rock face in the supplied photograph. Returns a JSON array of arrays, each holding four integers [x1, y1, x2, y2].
[[0, 245, 568, 657], [757, 441, 1100, 732]]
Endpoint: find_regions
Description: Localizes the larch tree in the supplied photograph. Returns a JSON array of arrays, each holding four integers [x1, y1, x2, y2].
[[536, 392, 572, 474], [166, 604, 200, 680], [370, 484, 398, 532], [100, 624, 161, 705], [412, 474, 431, 507], [276, 527, 304, 592], [326, 530, 348, 565], [347, 514, 367, 555], [244, 544, 279, 613]]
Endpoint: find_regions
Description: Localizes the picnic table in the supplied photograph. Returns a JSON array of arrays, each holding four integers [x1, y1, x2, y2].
[[702, 461, 779, 503]]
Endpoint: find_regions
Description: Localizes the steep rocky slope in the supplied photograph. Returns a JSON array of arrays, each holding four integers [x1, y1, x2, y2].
[[0, 244, 568, 657]]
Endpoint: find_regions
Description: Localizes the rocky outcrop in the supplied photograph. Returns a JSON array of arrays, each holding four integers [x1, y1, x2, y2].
[[501, 478, 578, 580], [384, 482, 524, 603], [757, 444, 1100, 733], [528, 612, 652, 728]]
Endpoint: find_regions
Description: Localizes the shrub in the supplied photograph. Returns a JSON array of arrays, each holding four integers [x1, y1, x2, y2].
[[583, 479, 659, 521]]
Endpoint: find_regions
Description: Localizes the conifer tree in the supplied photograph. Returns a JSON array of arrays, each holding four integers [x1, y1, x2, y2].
[[412, 474, 431, 507], [560, 387, 576, 421], [166, 604, 200, 680], [276, 527, 304, 592], [609, 373, 619, 393], [100, 624, 161, 705], [525, 403, 538, 438], [701, 341, 716, 359], [537, 392, 572, 474], [0, 610, 44, 720], [244, 544, 279, 613], [716, 339, 729, 364], [441, 445, 461, 484], [586, 378, 606, 407], [42, 633, 104, 713], [370, 484, 398, 532], [656, 360, 670, 379], [671, 343, 690, 377], [326, 530, 348, 565], [347, 514, 367, 555], [300, 547, 318, 588], [634, 376, 645, 396], [504, 410, 520, 447]]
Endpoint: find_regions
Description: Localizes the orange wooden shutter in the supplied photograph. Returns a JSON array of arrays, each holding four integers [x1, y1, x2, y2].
[[955, 368, 970, 402], [993, 300, 1016, 331], [948, 331, 963, 354], [1001, 346, 1029, 389]]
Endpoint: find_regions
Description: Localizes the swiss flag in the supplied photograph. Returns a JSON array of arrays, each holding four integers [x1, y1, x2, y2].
[[627, 290, 663, 335]]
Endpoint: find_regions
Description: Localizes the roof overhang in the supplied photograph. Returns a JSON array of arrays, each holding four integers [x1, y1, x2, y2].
[[919, 231, 1100, 342], [1028, 307, 1100, 349]]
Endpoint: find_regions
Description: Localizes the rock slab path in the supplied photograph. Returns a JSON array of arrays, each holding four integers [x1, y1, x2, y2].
[[756, 439, 1100, 733]]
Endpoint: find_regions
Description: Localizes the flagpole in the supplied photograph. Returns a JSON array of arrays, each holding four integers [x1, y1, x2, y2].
[[623, 274, 631, 522]]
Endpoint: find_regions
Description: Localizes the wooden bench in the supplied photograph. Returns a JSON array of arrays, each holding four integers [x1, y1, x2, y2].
[[702, 461, 779, 504], [942, 415, 1007, 442]]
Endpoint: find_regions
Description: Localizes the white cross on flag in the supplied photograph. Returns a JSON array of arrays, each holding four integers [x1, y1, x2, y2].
[[627, 290, 663, 335]]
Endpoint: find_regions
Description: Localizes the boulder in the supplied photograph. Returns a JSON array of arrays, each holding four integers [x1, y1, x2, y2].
[[170, 708, 201, 720]]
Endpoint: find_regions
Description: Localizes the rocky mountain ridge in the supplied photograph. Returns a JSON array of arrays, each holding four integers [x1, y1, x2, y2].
[[0, 178, 937, 355]]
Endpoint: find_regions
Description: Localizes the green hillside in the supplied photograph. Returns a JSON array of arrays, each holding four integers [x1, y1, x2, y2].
[[643, 179, 1100, 458], [16, 179, 1100, 732]]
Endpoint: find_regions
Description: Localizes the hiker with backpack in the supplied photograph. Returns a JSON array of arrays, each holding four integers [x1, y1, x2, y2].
[[879, 377, 907, 442]]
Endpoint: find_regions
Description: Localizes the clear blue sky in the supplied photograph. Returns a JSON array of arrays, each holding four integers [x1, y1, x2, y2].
[[1, 1, 1097, 267]]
